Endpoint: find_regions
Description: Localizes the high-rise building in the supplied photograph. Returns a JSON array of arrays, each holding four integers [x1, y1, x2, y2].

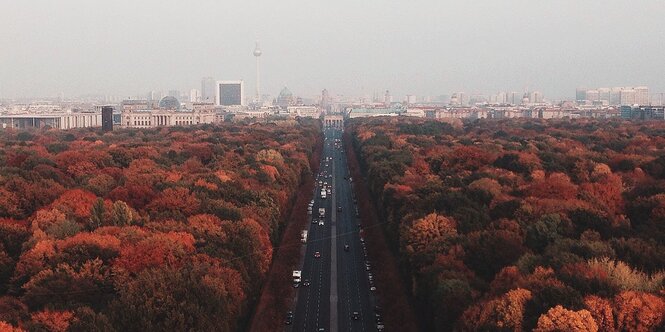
[[610, 88, 623, 105], [216, 80, 245, 106], [101, 106, 114, 132], [508, 92, 520, 105], [586, 90, 600, 103], [620, 89, 637, 105], [635, 86, 649, 105], [576, 88, 587, 102], [321, 89, 330, 109], [497, 92, 507, 104], [190, 89, 201, 103], [598, 88, 611, 104], [530, 91, 544, 103], [201, 77, 216, 103]]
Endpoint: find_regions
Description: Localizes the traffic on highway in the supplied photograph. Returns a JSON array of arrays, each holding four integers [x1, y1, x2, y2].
[[289, 126, 383, 331]]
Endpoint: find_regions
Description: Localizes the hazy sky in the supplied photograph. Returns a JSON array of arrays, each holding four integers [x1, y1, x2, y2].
[[1, 0, 664, 100]]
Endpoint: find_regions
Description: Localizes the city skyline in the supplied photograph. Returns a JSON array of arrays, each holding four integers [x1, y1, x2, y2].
[[1, 1, 664, 100]]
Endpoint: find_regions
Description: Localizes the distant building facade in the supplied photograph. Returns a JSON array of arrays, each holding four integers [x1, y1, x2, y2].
[[0, 112, 102, 129], [287, 106, 321, 118], [578, 86, 649, 106], [216, 81, 245, 106], [201, 77, 216, 103], [101, 106, 114, 132], [121, 100, 216, 128]]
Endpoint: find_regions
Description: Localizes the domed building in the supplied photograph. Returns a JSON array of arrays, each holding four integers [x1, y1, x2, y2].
[[159, 96, 181, 110], [276, 87, 295, 108]]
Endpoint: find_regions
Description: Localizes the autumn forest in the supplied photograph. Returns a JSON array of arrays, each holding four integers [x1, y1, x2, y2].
[[0, 120, 319, 331], [348, 117, 665, 331], [0, 116, 664, 332]]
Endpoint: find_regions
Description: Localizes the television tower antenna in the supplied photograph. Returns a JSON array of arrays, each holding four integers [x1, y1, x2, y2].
[[253, 41, 262, 103]]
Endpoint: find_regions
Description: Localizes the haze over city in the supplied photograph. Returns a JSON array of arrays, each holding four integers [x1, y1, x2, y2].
[[2, 0, 664, 99]]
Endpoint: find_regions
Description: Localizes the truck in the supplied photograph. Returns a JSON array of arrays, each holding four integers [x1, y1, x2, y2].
[[319, 207, 326, 218], [320, 189, 327, 199], [293, 270, 301, 283], [301, 230, 308, 243]]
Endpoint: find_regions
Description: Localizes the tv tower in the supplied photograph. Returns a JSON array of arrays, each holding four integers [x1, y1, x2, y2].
[[253, 41, 262, 103]]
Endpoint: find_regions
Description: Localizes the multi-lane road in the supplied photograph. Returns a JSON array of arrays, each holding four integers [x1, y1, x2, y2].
[[289, 127, 382, 331]]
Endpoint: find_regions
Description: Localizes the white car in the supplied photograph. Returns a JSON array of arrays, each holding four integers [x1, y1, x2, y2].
[[318, 220, 324, 226]]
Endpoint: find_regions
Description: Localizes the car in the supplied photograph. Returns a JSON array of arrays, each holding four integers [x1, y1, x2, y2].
[[314, 251, 321, 258], [366, 265, 371, 271], [370, 286, 376, 291], [303, 279, 310, 287], [360, 238, 365, 243], [318, 220, 324, 226], [352, 311, 360, 320], [317, 328, 325, 332], [293, 282, 300, 288], [377, 324, 385, 331], [312, 219, 318, 224], [355, 211, 360, 217], [344, 244, 350, 251], [337, 206, 342, 212]]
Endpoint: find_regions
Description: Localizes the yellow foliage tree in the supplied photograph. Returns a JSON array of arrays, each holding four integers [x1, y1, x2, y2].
[[534, 305, 598, 332]]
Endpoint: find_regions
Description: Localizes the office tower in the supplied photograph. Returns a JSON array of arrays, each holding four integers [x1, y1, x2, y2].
[[635, 86, 649, 105], [576, 88, 587, 102], [586, 90, 600, 103], [508, 92, 520, 105], [620, 89, 637, 105], [216, 80, 245, 106], [321, 89, 330, 108], [598, 88, 611, 104], [190, 89, 201, 103], [610, 88, 623, 105], [253, 41, 262, 102], [201, 77, 216, 103], [101, 106, 114, 132]]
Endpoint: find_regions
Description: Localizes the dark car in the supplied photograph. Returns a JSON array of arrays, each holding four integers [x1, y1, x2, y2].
[[337, 206, 342, 212], [344, 244, 350, 251], [303, 279, 310, 286], [352, 311, 360, 320], [314, 251, 321, 258], [285, 311, 293, 325]]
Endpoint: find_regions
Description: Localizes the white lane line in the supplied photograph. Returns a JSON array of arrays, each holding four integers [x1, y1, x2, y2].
[[330, 129, 339, 332]]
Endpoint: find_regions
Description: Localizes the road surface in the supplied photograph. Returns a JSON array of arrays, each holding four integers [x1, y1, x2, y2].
[[289, 126, 380, 331]]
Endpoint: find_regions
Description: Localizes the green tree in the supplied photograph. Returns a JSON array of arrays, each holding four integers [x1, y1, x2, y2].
[[88, 198, 105, 230]]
